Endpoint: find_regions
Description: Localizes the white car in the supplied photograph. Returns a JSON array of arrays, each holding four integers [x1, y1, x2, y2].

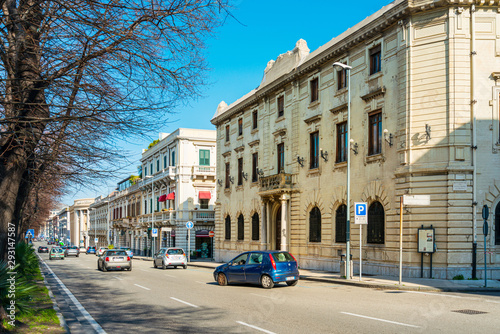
[[153, 248, 187, 269], [96, 247, 108, 256]]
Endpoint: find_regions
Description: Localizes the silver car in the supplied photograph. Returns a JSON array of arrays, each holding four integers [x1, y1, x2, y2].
[[64, 246, 79, 257], [98, 250, 132, 271], [153, 248, 187, 269]]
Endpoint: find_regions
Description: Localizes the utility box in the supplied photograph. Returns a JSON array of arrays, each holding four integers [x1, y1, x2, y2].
[[340, 254, 353, 278]]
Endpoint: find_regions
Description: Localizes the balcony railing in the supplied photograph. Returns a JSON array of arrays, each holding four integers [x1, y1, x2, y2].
[[192, 165, 216, 177], [259, 173, 293, 192], [193, 210, 215, 221]]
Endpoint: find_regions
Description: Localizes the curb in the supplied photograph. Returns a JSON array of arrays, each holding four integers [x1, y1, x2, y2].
[[185, 262, 500, 293]]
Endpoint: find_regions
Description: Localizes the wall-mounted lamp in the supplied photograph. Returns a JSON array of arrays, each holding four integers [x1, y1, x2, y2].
[[229, 176, 234, 184], [320, 148, 328, 162], [383, 129, 393, 147], [217, 179, 223, 187], [257, 169, 264, 177], [425, 124, 431, 140], [242, 172, 248, 181], [350, 139, 358, 155], [297, 156, 305, 167]]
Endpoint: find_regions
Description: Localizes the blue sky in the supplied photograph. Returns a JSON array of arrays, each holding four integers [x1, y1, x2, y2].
[[62, 0, 391, 205]]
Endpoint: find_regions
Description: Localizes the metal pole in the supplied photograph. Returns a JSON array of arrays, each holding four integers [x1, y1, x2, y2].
[[359, 224, 362, 281], [399, 196, 403, 285], [346, 65, 352, 280], [484, 233, 487, 287], [188, 230, 191, 262], [151, 179, 155, 258], [106, 201, 110, 245]]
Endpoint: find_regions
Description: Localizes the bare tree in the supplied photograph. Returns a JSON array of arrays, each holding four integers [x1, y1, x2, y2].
[[0, 0, 230, 260]]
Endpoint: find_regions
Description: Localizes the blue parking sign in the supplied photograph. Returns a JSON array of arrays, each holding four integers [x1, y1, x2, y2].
[[354, 202, 368, 224]]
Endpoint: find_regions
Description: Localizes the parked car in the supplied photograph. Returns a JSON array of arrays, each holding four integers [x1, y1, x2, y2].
[[49, 247, 65, 260], [64, 246, 79, 257], [153, 248, 187, 269], [38, 246, 49, 253], [79, 247, 87, 254], [97, 247, 108, 256], [87, 246, 96, 255], [119, 247, 133, 259], [213, 251, 299, 289], [97, 250, 132, 271]]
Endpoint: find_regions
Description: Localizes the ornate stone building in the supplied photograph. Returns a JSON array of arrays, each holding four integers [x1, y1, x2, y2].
[[211, 0, 500, 279], [68, 198, 93, 247]]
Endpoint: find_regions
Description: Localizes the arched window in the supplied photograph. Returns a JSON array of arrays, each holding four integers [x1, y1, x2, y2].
[[309, 207, 321, 242], [225, 215, 231, 240], [495, 202, 500, 245], [237, 214, 244, 240], [252, 213, 259, 241], [335, 204, 347, 243], [367, 201, 384, 244]]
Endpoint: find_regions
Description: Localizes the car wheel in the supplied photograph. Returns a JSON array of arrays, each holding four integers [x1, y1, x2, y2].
[[98, 263, 101, 271], [286, 280, 298, 286], [77, 254, 79, 257], [183, 265, 187, 270], [162, 261, 166, 270], [128, 267, 132, 271], [154, 260, 157, 268], [174, 266, 177, 269], [217, 273, 227, 286], [261, 275, 274, 289], [102, 265, 107, 272]]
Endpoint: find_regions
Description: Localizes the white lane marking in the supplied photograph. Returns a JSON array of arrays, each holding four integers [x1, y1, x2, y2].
[[164, 274, 175, 278], [113, 276, 123, 281], [170, 297, 199, 308], [236, 321, 275, 334], [40, 257, 107, 334], [196, 281, 205, 284], [485, 299, 500, 304], [140, 269, 149, 272], [134, 284, 150, 290], [250, 293, 279, 300], [86, 267, 91, 269], [341, 312, 420, 328]]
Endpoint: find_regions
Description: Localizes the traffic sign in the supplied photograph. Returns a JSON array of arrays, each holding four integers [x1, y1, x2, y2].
[[95, 237, 98, 243], [208, 231, 215, 238], [354, 202, 367, 224], [25, 229, 35, 238], [482, 205, 489, 220], [152, 228, 158, 237], [186, 221, 194, 229]]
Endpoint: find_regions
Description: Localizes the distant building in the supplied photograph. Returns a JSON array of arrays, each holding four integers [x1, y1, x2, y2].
[[68, 199, 93, 247], [211, 0, 500, 279]]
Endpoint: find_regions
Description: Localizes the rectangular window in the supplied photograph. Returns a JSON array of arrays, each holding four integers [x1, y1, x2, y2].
[[252, 110, 258, 129], [337, 68, 347, 90], [310, 78, 319, 103], [163, 155, 167, 169], [225, 125, 230, 142], [171, 151, 175, 166], [144, 166, 148, 176], [225, 162, 230, 189], [237, 158, 243, 186], [277, 96, 284, 117], [150, 163, 153, 175], [200, 199, 209, 209], [150, 199, 153, 214], [199, 149, 210, 166], [277, 143, 285, 173], [252, 152, 258, 182], [156, 196, 160, 211], [370, 45, 381, 75], [310, 132, 319, 169], [156, 160, 160, 172], [336, 122, 347, 163], [368, 111, 382, 156], [144, 200, 147, 214], [238, 118, 243, 136]]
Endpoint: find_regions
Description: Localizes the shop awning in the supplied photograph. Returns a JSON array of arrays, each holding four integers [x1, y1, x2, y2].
[[195, 230, 210, 237], [166, 192, 175, 200], [199, 191, 211, 199], [158, 194, 167, 202]]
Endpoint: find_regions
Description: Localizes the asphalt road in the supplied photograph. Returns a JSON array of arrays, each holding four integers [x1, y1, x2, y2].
[[37, 244, 500, 334]]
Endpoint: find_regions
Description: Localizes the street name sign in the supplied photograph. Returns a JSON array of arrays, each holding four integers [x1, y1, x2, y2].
[[403, 195, 430, 206], [354, 202, 368, 224]]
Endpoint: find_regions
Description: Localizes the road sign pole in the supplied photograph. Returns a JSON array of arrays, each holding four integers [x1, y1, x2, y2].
[[399, 196, 403, 285], [359, 225, 362, 281], [188, 230, 191, 262], [484, 231, 487, 288]]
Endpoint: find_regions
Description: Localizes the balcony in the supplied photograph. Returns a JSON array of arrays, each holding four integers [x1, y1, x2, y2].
[[259, 173, 294, 194], [192, 165, 216, 178], [193, 210, 215, 222]]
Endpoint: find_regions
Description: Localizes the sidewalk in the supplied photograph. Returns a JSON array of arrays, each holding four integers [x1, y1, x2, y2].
[[133, 256, 500, 292]]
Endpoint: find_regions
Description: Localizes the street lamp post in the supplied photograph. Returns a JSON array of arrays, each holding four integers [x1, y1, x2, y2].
[[144, 176, 155, 258], [333, 62, 353, 279]]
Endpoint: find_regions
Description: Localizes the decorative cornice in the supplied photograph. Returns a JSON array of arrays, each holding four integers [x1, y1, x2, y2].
[[330, 103, 348, 114], [304, 114, 322, 124], [222, 150, 232, 157], [248, 139, 260, 147], [234, 145, 245, 153], [361, 86, 386, 102], [272, 128, 287, 138]]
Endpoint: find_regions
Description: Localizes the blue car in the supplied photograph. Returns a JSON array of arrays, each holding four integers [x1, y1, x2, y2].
[[213, 251, 299, 289]]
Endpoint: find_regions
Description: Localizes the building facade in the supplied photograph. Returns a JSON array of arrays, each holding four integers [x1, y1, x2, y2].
[[211, 0, 500, 279], [68, 198, 93, 247], [57, 207, 69, 244], [135, 129, 217, 258], [89, 194, 115, 247]]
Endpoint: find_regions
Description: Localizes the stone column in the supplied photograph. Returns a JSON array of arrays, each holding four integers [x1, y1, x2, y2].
[[281, 194, 289, 251], [260, 201, 267, 250], [75, 210, 80, 246]]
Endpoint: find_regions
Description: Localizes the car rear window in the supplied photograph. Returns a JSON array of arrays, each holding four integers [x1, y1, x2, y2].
[[272, 252, 294, 262], [53, 248, 63, 253], [106, 251, 127, 256], [167, 249, 184, 255]]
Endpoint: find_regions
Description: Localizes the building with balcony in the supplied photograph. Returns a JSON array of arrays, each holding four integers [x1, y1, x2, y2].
[[136, 128, 217, 258], [89, 194, 115, 247], [211, 0, 500, 279], [57, 207, 69, 244]]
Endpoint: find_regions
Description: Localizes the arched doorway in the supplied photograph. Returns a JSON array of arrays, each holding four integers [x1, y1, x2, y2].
[[275, 207, 281, 250]]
